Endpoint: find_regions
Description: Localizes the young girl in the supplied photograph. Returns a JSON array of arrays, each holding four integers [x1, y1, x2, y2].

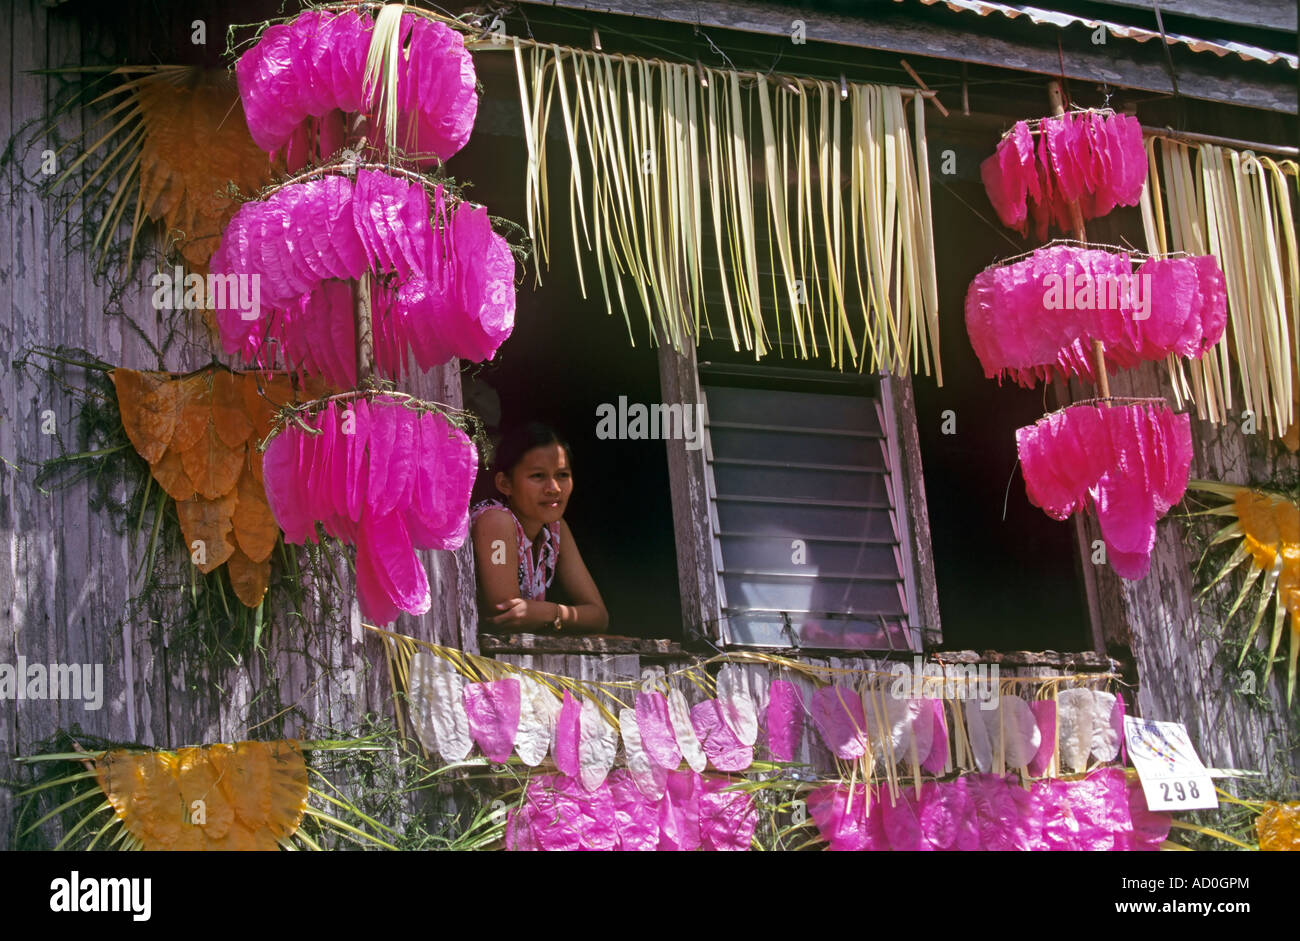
[[470, 423, 609, 633]]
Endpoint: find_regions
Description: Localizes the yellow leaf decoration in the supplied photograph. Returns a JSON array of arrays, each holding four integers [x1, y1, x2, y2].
[[95, 741, 309, 851], [1256, 801, 1300, 851], [1188, 480, 1300, 703], [112, 367, 325, 605]]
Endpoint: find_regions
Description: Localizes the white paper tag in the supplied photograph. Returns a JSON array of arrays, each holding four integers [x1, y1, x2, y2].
[[1123, 717, 1218, 811]]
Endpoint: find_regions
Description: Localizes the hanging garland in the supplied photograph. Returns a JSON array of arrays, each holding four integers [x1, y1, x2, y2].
[[979, 109, 1147, 241], [234, 7, 478, 168], [371, 628, 1128, 785], [965, 241, 1226, 387], [365, 628, 1199, 852], [210, 169, 516, 383], [1017, 399, 1194, 579]]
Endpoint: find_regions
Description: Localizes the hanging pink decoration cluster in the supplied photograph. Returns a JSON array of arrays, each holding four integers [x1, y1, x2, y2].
[[261, 397, 477, 623], [965, 245, 1227, 387], [981, 111, 1146, 240], [236, 9, 477, 167], [1017, 402, 1193, 580], [810, 768, 1169, 851], [210, 171, 516, 384], [506, 770, 757, 851]]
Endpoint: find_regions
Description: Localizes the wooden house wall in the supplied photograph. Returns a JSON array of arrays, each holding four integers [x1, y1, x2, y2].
[[0, 0, 475, 847]]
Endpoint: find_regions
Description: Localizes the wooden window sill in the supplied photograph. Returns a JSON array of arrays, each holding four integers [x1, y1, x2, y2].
[[477, 632, 687, 657]]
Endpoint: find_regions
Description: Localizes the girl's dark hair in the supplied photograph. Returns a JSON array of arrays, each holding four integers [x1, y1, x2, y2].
[[490, 422, 573, 477]]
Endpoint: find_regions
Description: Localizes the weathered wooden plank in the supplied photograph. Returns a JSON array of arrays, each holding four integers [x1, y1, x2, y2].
[[887, 373, 943, 646], [480, 632, 686, 657], [520, 0, 1298, 113], [656, 340, 720, 646]]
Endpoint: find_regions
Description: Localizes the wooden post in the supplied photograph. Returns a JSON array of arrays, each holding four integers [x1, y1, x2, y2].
[[1048, 80, 1110, 401], [353, 273, 373, 383]]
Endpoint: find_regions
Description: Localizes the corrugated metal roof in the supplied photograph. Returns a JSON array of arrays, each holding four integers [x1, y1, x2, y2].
[[900, 0, 1299, 68]]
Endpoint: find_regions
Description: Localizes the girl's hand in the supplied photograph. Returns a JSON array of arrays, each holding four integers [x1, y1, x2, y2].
[[491, 597, 536, 628]]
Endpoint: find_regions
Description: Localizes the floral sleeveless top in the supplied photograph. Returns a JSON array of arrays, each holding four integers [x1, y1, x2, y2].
[[469, 500, 561, 601]]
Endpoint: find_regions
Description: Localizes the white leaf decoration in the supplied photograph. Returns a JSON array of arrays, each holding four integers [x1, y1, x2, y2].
[[1089, 690, 1120, 762], [906, 699, 934, 767], [578, 697, 618, 791], [619, 707, 667, 800], [716, 664, 759, 746], [964, 699, 994, 773], [410, 650, 472, 763], [667, 688, 707, 773], [999, 695, 1041, 769], [515, 676, 560, 767], [1056, 688, 1095, 773], [407, 649, 441, 755]]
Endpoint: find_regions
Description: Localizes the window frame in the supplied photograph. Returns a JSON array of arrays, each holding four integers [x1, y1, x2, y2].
[[656, 339, 942, 653]]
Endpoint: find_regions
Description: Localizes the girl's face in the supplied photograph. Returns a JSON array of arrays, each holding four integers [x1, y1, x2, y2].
[[495, 443, 573, 527]]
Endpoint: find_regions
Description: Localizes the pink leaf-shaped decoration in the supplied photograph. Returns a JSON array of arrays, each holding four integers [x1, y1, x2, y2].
[[552, 691, 581, 778], [635, 690, 682, 771], [463, 679, 522, 763], [765, 680, 804, 762], [689, 699, 753, 772], [356, 511, 430, 619], [810, 685, 868, 760]]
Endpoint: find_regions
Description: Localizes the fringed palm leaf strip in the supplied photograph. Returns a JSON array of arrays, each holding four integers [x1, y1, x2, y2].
[[472, 36, 939, 374], [1142, 137, 1298, 440]]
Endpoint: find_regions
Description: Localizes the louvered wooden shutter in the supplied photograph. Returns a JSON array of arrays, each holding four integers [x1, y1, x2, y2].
[[699, 366, 921, 651]]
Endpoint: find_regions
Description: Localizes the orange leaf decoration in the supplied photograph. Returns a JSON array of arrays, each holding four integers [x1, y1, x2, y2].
[[181, 422, 245, 500], [211, 370, 255, 448], [228, 547, 271, 607], [95, 741, 309, 851], [135, 70, 274, 271], [243, 373, 297, 441], [110, 369, 180, 465], [176, 491, 237, 573], [112, 367, 336, 607], [149, 446, 195, 501], [1256, 801, 1300, 851], [171, 374, 214, 452], [232, 465, 278, 563]]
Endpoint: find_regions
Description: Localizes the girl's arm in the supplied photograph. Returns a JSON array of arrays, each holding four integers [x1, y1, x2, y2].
[[547, 519, 609, 633], [471, 509, 559, 631]]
